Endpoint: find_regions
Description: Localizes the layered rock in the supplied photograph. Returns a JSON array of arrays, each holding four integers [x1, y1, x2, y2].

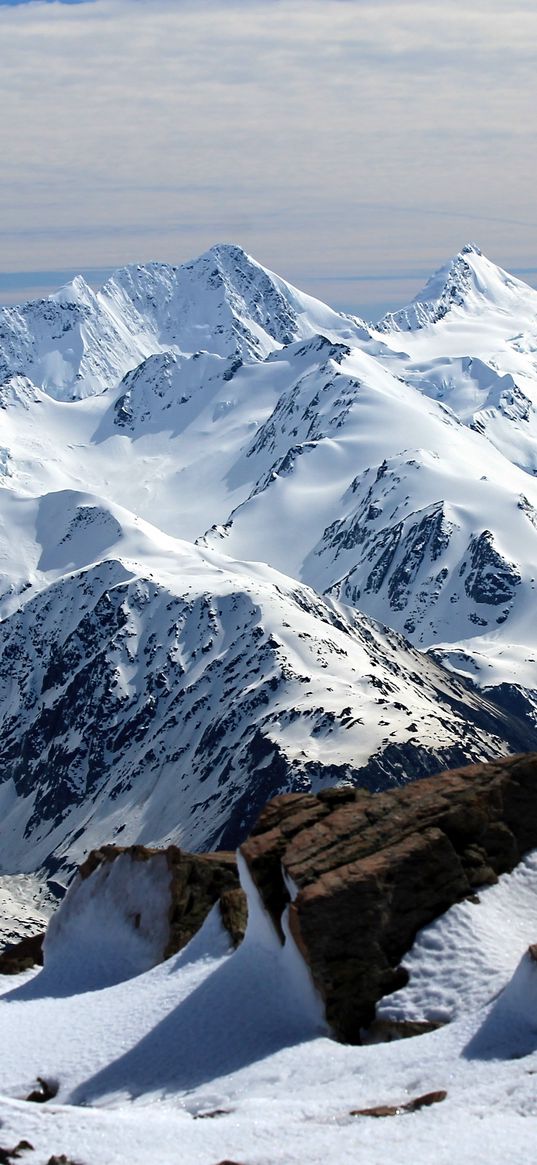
[[241, 752, 537, 1042]]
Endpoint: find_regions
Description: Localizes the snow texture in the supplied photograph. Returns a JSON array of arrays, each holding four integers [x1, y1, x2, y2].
[[1, 846, 537, 1164]]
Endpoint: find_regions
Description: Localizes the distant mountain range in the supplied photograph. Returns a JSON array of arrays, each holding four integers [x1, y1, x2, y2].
[[1, 242, 536, 877]]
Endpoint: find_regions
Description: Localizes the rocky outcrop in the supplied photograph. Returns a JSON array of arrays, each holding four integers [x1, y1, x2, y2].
[[0, 932, 44, 975], [241, 752, 537, 1042], [78, 844, 247, 957]]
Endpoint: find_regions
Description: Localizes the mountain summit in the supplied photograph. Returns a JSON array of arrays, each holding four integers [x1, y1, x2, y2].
[[378, 244, 537, 332], [0, 244, 367, 401], [1, 241, 537, 876]]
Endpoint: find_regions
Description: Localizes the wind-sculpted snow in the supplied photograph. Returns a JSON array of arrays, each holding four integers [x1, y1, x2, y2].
[[2, 242, 537, 874]]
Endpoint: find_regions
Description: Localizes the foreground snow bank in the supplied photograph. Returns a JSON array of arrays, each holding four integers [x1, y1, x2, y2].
[[378, 849, 537, 1025], [43, 851, 172, 992], [2, 850, 537, 1163]]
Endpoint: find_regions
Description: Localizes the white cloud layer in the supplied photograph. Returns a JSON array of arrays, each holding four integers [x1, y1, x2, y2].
[[1, 0, 536, 311]]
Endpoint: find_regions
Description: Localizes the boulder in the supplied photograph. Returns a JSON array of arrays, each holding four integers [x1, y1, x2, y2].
[[241, 752, 537, 1042]]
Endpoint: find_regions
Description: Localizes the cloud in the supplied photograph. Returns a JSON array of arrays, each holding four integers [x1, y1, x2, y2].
[[0, 1, 92, 6], [1, 0, 536, 307]]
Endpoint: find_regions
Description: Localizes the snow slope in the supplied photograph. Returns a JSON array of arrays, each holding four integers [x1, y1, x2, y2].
[[1, 242, 537, 876], [0, 244, 366, 401], [1, 842, 537, 1164], [3, 488, 528, 878], [0, 874, 56, 948]]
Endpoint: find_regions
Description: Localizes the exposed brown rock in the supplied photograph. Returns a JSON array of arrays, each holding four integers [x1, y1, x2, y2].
[[79, 843, 247, 958], [351, 1090, 447, 1117], [0, 932, 44, 975], [364, 1017, 445, 1043], [218, 888, 248, 949], [25, 1077, 59, 1104], [0, 1143, 34, 1164], [241, 752, 537, 1042]]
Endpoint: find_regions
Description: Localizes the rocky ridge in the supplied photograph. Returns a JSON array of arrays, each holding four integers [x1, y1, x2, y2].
[[242, 751, 537, 1041], [11, 754, 537, 1052]]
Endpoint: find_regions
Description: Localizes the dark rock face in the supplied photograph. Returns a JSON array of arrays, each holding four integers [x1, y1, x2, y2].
[[0, 932, 44, 975], [78, 844, 247, 955], [241, 752, 537, 1043], [463, 530, 521, 606]]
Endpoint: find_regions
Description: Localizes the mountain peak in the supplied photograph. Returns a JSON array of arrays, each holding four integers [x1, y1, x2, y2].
[[377, 245, 537, 333], [100, 243, 368, 361], [51, 273, 96, 307], [459, 242, 482, 257], [208, 241, 251, 264]]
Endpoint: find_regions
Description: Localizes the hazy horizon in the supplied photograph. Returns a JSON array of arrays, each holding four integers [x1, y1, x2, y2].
[[2, 0, 536, 316], [1, 251, 537, 325]]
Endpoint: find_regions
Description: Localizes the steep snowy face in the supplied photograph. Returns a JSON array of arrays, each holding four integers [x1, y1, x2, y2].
[[377, 244, 537, 333], [0, 277, 152, 402], [0, 491, 531, 877], [0, 245, 366, 403], [99, 243, 368, 362]]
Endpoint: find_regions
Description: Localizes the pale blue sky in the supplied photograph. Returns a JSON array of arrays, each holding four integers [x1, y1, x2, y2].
[[1, 0, 536, 318]]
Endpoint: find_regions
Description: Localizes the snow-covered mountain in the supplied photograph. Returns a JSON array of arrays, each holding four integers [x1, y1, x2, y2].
[[377, 243, 537, 475], [0, 244, 366, 402], [3, 489, 531, 879], [2, 789, 537, 1165], [1, 241, 537, 875], [201, 335, 537, 700]]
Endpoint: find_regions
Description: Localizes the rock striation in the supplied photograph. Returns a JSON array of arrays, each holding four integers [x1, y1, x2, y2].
[[241, 752, 537, 1042]]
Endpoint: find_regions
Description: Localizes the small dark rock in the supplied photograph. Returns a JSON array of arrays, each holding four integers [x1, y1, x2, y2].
[[25, 1077, 59, 1104], [0, 1144, 34, 1164], [194, 1108, 232, 1120], [351, 1089, 447, 1117], [0, 934, 44, 975], [46, 1157, 84, 1165]]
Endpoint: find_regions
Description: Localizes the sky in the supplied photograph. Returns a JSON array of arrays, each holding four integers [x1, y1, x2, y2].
[[1, 0, 536, 319]]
